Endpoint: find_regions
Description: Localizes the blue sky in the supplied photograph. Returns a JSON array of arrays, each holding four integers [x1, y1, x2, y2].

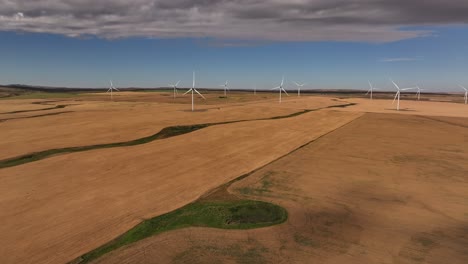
[[1, 27, 468, 92], [1, 1, 468, 92]]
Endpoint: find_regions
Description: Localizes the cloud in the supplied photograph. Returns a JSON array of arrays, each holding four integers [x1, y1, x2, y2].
[[0, 1, 468, 42], [380, 57, 420, 62], [13, 12, 23, 21]]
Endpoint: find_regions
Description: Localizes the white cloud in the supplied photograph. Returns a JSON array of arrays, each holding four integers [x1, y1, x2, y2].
[[13, 12, 23, 21], [380, 57, 420, 62]]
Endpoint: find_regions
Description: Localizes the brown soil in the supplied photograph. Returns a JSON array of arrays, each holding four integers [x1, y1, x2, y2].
[[94, 112, 468, 264], [0, 101, 360, 263], [1, 92, 467, 264]]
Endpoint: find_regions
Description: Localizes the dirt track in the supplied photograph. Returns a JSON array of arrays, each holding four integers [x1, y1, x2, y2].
[[94, 113, 468, 264]]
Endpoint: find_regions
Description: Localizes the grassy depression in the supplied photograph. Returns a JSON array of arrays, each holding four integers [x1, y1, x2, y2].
[[73, 200, 287, 264]]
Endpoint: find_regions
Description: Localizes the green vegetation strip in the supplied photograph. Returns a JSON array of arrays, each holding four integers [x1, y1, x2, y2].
[[0, 124, 208, 169], [0, 102, 355, 169], [1, 104, 68, 114], [0, 111, 74, 123], [73, 200, 287, 264]]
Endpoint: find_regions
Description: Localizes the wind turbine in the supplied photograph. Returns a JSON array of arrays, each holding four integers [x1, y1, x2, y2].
[[271, 76, 289, 103], [391, 79, 415, 111], [415, 85, 424, 101], [366, 81, 379, 100], [220, 81, 229, 96], [459, 85, 468, 104], [107, 80, 120, 100], [169, 80, 180, 99], [292, 81, 306, 97], [183, 72, 206, 111]]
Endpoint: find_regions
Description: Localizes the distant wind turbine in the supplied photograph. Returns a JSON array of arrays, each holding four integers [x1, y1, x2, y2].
[[107, 80, 120, 100], [292, 81, 306, 97], [459, 85, 468, 104], [415, 85, 424, 101], [391, 79, 415, 111], [220, 81, 229, 96], [183, 72, 206, 111], [366, 81, 379, 100], [169, 80, 180, 99], [271, 76, 289, 103]]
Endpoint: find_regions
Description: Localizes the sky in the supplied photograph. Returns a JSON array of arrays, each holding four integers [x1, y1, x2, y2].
[[1, 0, 468, 92]]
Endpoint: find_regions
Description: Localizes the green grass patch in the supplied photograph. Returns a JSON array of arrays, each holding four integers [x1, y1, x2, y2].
[[74, 200, 287, 263], [415, 236, 435, 247], [294, 234, 320, 248]]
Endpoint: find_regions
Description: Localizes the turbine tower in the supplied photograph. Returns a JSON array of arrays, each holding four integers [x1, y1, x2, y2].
[[391, 79, 414, 111], [107, 80, 120, 100], [271, 76, 289, 103], [459, 85, 468, 104], [366, 81, 379, 100], [293, 81, 306, 97], [183, 72, 206, 111], [220, 81, 229, 96], [416, 85, 424, 101], [169, 80, 180, 99]]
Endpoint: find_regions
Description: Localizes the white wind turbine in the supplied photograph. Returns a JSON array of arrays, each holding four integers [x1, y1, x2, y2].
[[183, 72, 206, 111], [366, 81, 379, 100], [271, 76, 289, 103], [459, 85, 468, 104], [169, 80, 180, 99], [220, 81, 229, 96], [292, 81, 306, 97], [107, 80, 120, 100], [415, 85, 424, 101], [391, 79, 415, 111]]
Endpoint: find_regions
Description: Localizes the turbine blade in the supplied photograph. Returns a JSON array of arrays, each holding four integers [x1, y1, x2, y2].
[[392, 91, 399, 104], [176, 80, 180, 86], [282, 88, 289, 96], [183, 89, 192, 95], [194, 89, 206, 99], [390, 79, 400, 90], [271, 86, 280, 90]]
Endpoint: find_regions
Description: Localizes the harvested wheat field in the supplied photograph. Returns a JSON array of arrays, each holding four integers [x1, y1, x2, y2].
[[0, 93, 344, 160], [93, 112, 468, 264], [0, 91, 467, 264], [0, 92, 360, 264]]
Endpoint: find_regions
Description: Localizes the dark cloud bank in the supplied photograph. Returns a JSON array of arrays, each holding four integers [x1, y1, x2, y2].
[[1, 0, 468, 42]]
